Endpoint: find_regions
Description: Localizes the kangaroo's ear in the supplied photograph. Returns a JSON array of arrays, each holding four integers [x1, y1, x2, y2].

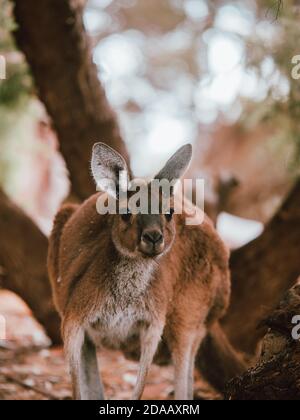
[[91, 143, 129, 198], [154, 144, 193, 183]]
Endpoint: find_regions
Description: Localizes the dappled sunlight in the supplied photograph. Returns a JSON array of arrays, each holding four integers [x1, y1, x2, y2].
[[1, 0, 300, 402], [217, 212, 263, 249]]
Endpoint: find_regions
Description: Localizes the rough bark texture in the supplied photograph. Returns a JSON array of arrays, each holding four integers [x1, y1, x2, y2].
[[13, 0, 129, 201], [0, 189, 61, 344], [191, 180, 300, 391], [0, 0, 130, 346], [5, 0, 300, 396], [227, 285, 300, 400], [223, 180, 300, 355]]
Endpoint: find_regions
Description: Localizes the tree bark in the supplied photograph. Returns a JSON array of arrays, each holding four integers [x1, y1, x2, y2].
[[0, 0, 129, 346], [226, 285, 300, 400], [13, 0, 129, 201], [191, 180, 300, 392], [223, 180, 300, 355], [5, 0, 300, 396], [0, 189, 61, 344]]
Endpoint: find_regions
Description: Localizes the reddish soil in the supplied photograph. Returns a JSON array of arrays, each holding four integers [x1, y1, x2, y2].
[[0, 291, 219, 400]]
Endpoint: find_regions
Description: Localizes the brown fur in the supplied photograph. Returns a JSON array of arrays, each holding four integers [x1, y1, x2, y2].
[[48, 144, 230, 400], [48, 194, 230, 398]]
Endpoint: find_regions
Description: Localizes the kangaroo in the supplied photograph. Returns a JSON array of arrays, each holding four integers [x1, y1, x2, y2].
[[48, 143, 230, 400]]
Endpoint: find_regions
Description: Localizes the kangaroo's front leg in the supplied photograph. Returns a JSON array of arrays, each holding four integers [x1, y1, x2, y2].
[[187, 329, 207, 400], [172, 328, 206, 400], [132, 323, 164, 400], [171, 327, 205, 400], [63, 322, 105, 400]]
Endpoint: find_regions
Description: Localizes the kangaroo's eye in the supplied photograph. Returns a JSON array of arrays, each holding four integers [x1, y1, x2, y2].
[[165, 208, 175, 222], [121, 210, 132, 223]]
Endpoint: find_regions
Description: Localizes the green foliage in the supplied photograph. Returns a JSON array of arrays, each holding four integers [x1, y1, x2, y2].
[[0, 0, 34, 187], [0, 0, 32, 109], [0, 63, 32, 108], [242, 0, 300, 172]]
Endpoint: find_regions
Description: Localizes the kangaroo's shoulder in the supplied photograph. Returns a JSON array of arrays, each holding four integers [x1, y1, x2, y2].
[[51, 203, 79, 236], [48, 204, 79, 279], [175, 196, 230, 263]]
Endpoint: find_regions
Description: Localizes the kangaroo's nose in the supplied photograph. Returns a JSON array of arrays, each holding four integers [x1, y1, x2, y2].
[[142, 230, 163, 245]]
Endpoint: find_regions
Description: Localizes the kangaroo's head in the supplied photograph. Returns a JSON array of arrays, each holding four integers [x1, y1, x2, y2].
[[91, 143, 192, 259]]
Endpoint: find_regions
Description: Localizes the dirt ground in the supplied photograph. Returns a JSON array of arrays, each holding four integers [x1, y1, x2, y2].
[[0, 290, 219, 400]]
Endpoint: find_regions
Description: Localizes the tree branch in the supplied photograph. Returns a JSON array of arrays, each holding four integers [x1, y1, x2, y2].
[[13, 0, 129, 201], [0, 188, 61, 344], [223, 180, 300, 355], [227, 285, 300, 400]]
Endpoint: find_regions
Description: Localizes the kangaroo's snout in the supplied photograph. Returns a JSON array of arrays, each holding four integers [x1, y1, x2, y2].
[[140, 228, 165, 256], [50, 142, 230, 401], [142, 230, 163, 245]]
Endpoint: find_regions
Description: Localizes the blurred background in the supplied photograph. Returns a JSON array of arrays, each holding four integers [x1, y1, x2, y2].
[[1, 0, 299, 246], [1, 0, 300, 400]]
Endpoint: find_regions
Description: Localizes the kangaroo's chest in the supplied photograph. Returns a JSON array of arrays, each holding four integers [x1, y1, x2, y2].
[[87, 258, 154, 347]]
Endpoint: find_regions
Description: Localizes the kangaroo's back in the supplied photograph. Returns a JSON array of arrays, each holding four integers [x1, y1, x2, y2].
[[47, 143, 232, 401], [48, 203, 79, 314]]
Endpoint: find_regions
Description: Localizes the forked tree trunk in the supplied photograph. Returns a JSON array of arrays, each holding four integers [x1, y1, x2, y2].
[[4, 0, 300, 395], [0, 188, 60, 344], [226, 285, 300, 400], [196, 180, 300, 390], [0, 0, 129, 344], [223, 180, 300, 355], [13, 0, 129, 201]]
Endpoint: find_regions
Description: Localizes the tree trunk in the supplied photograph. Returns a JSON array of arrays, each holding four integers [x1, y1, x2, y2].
[[223, 180, 300, 355], [0, 0, 130, 345], [226, 285, 300, 400], [6, 0, 300, 395], [13, 0, 129, 201], [196, 181, 300, 392], [0, 189, 61, 345]]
